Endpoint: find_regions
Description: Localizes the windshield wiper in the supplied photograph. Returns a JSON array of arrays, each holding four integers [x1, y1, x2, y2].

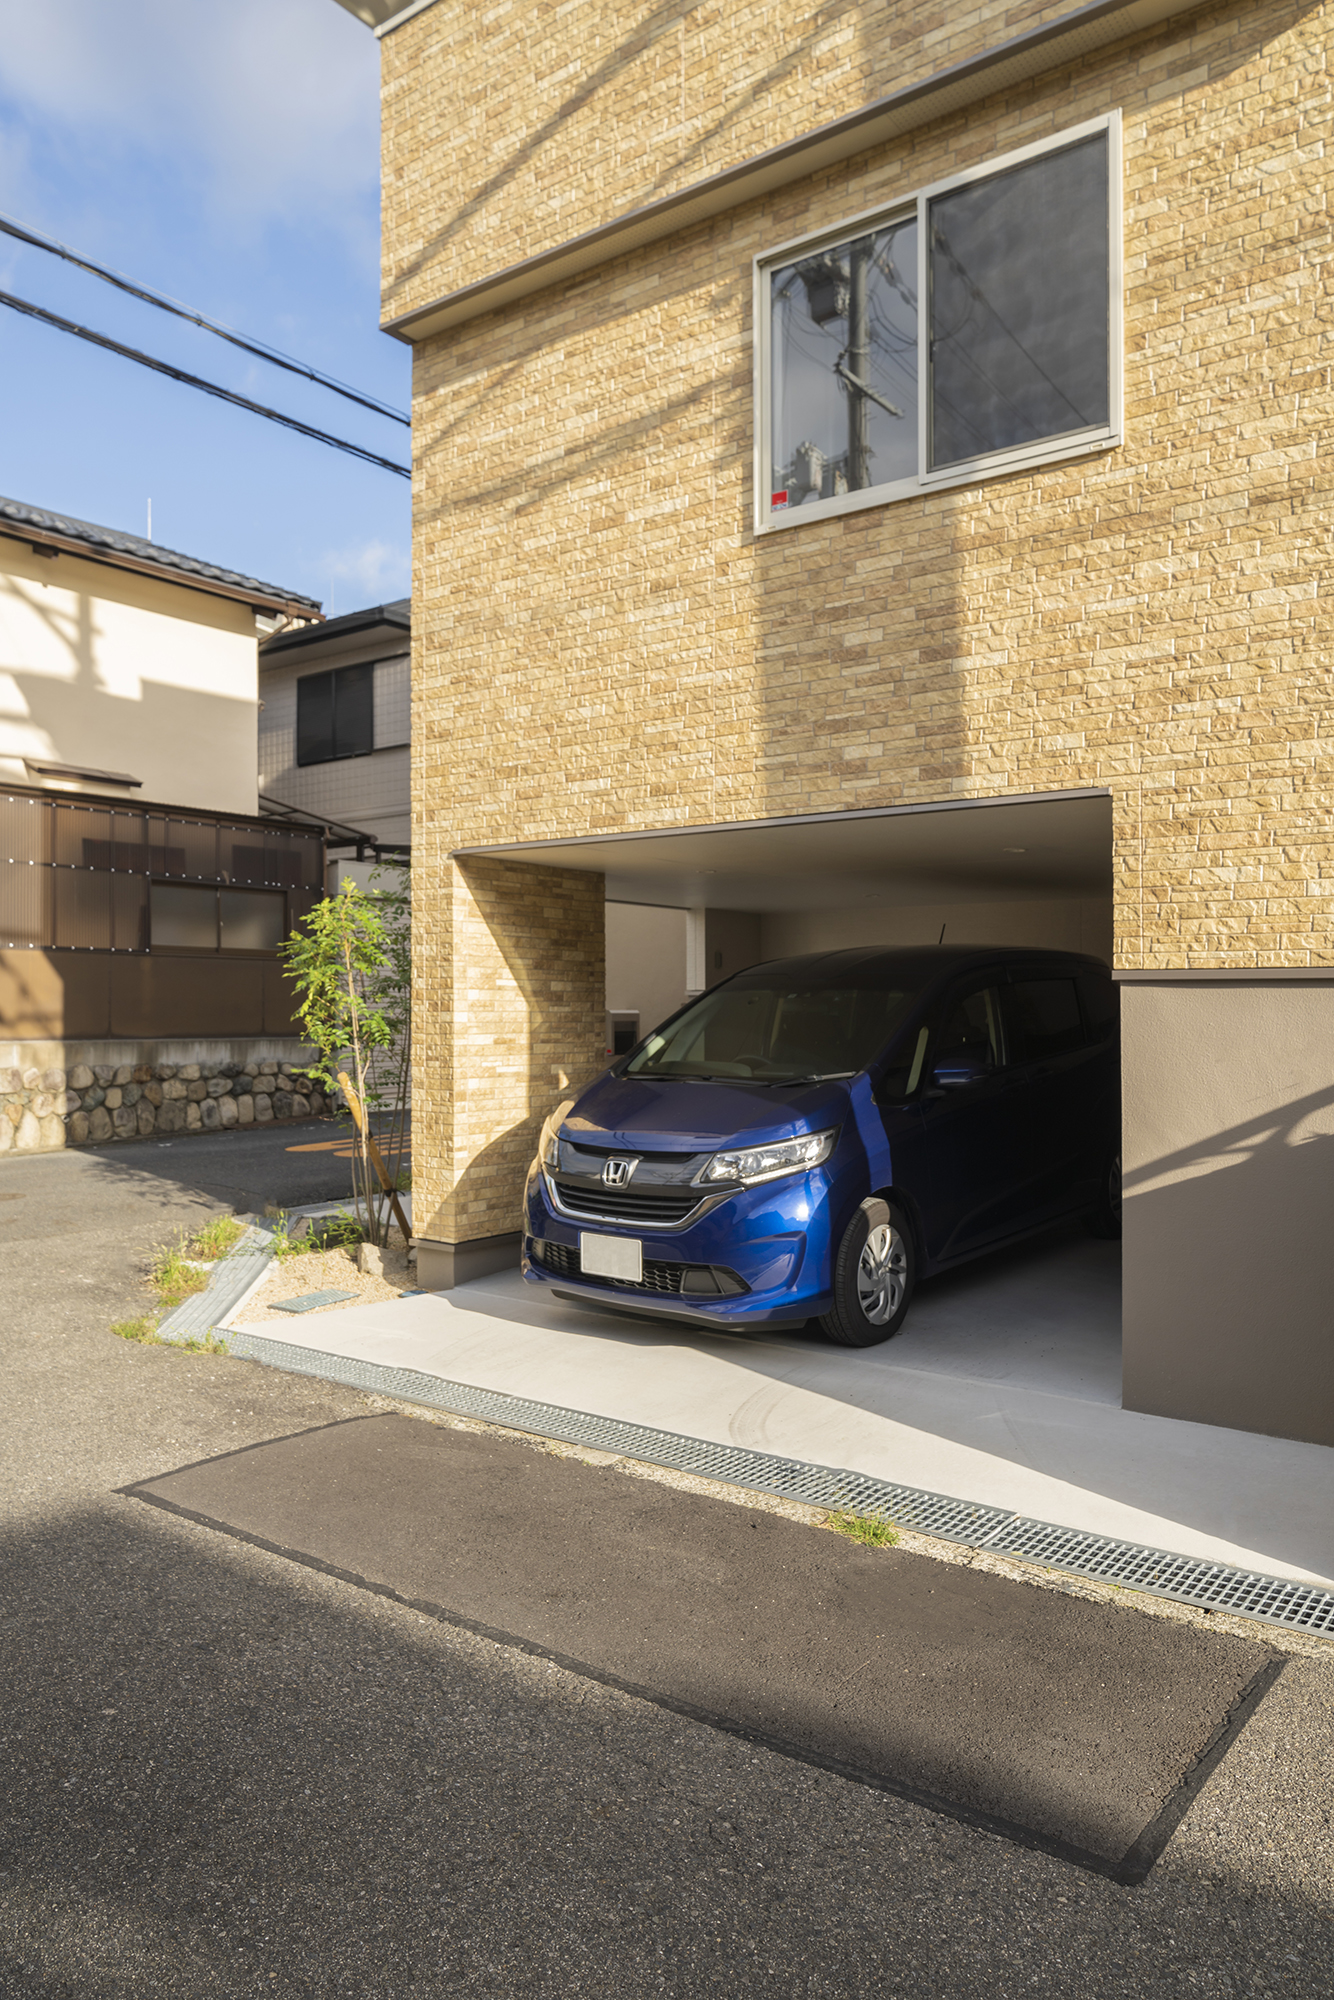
[[755, 1071, 856, 1085]]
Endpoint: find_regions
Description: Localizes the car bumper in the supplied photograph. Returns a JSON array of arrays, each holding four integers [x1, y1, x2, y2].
[[520, 1163, 835, 1328]]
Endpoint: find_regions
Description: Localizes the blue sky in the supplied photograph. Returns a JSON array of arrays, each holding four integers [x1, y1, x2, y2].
[[0, 0, 407, 615]]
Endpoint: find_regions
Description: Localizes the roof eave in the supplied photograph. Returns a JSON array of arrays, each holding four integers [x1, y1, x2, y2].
[[1, 520, 322, 621]]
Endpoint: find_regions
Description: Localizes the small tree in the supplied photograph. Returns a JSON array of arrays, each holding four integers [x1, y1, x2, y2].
[[280, 873, 411, 1247]]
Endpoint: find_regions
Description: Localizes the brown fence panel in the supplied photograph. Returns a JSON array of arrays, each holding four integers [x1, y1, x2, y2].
[[110, 955, 267, 1038], [263, 958, 302, 1035], [0, 793, 47, 867], [54, 869, 113, 950], [39, 952, 113, 1038], [52, 802, 113, 869], [0, 861, 50, 948]]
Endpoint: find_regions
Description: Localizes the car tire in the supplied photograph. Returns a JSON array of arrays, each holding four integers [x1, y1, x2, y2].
[[1084, 1151, 1122, 1240], [820, 1196, 916, 1347]]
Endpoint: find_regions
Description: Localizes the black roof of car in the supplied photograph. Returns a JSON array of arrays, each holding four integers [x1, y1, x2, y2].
[[729, 944, 1110, 986]]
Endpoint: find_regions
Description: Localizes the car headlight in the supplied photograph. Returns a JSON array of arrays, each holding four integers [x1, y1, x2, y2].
[[538, 1099, 575, 1172], [696, 1128, 837, 1188]]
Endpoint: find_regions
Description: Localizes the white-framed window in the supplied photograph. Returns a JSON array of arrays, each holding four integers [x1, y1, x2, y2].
[[753, 113, 1122, 533]]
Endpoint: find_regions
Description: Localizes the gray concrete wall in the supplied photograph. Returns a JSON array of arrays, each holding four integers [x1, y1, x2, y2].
[[1122, 980, 1334, 1448]]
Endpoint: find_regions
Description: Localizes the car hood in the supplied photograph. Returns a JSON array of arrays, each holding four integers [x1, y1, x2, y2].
[[565, 1071, 852, 1151]]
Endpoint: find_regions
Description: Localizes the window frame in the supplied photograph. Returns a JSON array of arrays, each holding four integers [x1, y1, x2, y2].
[[752, 112, 1122, 536], [295, 661, 376, 768]]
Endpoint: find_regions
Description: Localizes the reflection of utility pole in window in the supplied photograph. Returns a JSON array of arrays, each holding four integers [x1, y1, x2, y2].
[[795, 239, 902, 497], [846, 238, 870, 489]]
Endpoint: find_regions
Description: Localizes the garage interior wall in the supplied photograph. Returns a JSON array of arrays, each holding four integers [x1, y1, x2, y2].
[[607, 896, 1115, 1020]]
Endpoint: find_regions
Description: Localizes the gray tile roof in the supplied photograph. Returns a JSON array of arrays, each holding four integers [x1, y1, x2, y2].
[[0, 495, 321, 611], [259, 597, 409, 655]]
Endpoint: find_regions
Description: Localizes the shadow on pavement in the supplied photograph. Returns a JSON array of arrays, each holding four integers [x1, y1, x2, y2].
[[0, 1494, 1323, 1997]]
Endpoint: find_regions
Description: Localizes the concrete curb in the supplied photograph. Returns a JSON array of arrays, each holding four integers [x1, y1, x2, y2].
[[156, 1220, 279, 1347]]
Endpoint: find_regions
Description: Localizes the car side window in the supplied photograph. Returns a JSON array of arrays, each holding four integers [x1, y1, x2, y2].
[[1006, 977, 1084, 1062], [932, 985, 1004, 1066], [1078, 969, 1118, 1042]]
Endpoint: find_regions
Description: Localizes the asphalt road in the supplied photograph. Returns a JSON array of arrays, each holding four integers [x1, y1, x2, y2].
[[1, 1142, 1331, 1996], [70, 1114, 377, 1214]]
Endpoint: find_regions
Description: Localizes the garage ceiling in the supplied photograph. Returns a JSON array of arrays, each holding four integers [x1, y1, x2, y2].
[[456, 790, 1113, 913]]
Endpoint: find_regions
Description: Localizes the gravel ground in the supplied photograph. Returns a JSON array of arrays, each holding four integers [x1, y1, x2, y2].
[[232, 1240, 416, 1325], [1, 1143, 1331, 1997]]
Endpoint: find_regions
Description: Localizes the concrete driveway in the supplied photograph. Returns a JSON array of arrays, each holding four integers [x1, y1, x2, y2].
[[232, 1222, 1334, 1589]]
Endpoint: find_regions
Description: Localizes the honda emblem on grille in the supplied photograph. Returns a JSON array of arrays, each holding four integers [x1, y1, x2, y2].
[[602, 1156, 639, 1188]]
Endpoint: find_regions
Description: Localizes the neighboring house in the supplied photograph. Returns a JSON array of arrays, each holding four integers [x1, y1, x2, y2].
[[0, 496, 332, 1151], [258, 599, 672, 1059], [258, 598, 412, 888], [338, 0, 1334, 1449]]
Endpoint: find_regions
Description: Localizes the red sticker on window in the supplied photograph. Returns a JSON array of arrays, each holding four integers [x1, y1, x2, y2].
[[771, 490, 789, 510]]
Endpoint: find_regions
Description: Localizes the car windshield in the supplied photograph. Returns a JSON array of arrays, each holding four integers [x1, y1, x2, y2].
[[625, 973, 921, 1083]]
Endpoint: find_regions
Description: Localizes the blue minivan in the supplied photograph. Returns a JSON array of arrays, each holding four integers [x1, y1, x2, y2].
[[522, 945, 1120, 1346]]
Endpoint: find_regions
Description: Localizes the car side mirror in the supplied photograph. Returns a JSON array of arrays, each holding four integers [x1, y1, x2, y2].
[[930, 1047, 994, 1090]]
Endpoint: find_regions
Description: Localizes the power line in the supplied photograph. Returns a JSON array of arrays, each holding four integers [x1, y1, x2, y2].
[[0, 289, 411, 478], [0, 211, 409, 428]]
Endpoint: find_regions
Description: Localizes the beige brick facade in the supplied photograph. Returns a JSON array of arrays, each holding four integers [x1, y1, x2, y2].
[[389, 0, 1334, 1257]]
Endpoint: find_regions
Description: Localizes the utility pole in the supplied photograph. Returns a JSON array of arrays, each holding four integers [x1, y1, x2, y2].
[[846, 239, 871, 490]]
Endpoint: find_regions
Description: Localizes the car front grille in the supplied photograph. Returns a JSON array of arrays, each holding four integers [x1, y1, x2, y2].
[[535, 1239, 687, 1293], [550, 1180, 704, 1225], [531, 1239, 748, 1299]]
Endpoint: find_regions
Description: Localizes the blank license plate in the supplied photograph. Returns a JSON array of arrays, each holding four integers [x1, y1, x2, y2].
[[580, 1232, 643, 1282]]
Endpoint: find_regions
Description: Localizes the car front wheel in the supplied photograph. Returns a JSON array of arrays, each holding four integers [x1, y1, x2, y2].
[[820, 1196, 916, 1347]]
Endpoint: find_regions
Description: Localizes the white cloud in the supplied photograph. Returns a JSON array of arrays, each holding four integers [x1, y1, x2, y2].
[[321, 537, 410, 613], [0, 0, 380, 239]]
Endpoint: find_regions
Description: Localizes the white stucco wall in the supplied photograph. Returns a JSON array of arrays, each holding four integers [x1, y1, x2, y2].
[[605, 902, 689, 1036], [0, 539, 261, 816]]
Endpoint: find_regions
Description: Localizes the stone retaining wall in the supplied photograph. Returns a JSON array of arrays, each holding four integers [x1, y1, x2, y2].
[[0, 1059, 327, 1154]]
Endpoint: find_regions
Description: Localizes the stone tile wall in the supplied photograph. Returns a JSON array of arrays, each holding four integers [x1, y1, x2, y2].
[[382, 0, 1083, 316], [399, 0, 1334, 1243], [0, 1060, 327, 1155]]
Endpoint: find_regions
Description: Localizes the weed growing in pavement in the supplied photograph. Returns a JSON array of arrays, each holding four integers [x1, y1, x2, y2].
[[148, 1240, 211, 1310], [111, 1314, 227, 1356], [189, 1215, 244, 1261], [112, 1315, 159, 1343], [827, 1509, 900, 1548]]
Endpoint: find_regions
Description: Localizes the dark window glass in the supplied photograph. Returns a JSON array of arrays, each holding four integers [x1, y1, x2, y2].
[[1006, 979, 1085, 1062], [1078, 970, 1118, 1041], [929, 132, 1109, 468], [627, 974, 920, 1083], [220, 888, 286, 952], [932, 986, 1003, 1066], [151, 883, 218, 949], [297, 664, 374, 766]]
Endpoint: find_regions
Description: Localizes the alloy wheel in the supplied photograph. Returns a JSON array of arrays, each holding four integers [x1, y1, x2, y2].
[[856, 1222, 908, 1325]]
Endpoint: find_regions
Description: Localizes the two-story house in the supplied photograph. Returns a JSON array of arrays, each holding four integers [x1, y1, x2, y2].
[[0, 496, 331, 1149], [335, 0, 1334, 1450]]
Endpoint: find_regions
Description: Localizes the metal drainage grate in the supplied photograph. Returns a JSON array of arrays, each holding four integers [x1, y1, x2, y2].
[[226, 1331, 1334, 1640]]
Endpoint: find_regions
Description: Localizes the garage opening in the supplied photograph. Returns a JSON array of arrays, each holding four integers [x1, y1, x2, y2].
[[592, 789, 1113, 1036], [460, 784, 1118, 1399]]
